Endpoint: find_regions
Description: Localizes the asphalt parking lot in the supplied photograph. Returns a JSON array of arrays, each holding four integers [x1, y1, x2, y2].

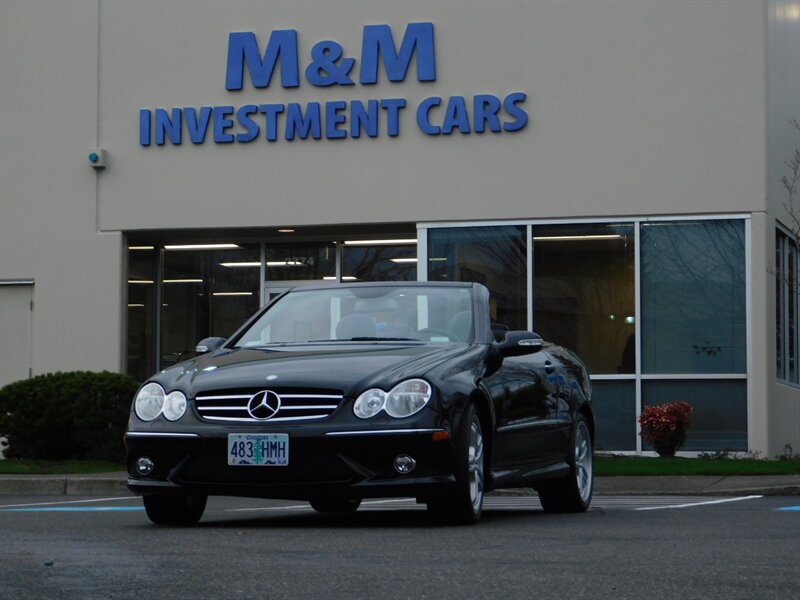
[[1, 494, 798, 600]]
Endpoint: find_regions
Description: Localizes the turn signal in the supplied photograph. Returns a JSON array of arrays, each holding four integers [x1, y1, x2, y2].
[[432, 431, 449, 442]]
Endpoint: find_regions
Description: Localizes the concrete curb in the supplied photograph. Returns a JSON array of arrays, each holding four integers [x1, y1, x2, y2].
[[0, 473, 129, 496], [0, 473, 798, 497]]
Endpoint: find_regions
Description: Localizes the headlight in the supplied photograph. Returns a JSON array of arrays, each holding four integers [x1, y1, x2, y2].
[[385, 379, 431, 418], [162, 391, 187, 421], [354, 389, 385, 419], [353, 379, 431, 419], [134, 383, 165, 421]]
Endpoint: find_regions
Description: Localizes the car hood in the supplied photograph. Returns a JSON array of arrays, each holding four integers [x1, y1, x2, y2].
[[152, 343, 486, 398]]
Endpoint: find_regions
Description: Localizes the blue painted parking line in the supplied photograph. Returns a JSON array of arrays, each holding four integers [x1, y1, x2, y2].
[[0, 506, 143, 512], [775, 506, 800, 512]]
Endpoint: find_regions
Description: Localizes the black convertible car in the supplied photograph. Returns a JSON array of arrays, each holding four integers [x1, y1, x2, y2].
[[125, 282, 594, 524]]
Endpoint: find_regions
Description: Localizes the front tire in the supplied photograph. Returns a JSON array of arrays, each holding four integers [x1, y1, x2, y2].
[[427, 402, 485, 524], [538, 414, 593, 513], [143, 494, 207, 525]]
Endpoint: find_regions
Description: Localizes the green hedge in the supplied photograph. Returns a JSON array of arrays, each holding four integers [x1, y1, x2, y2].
[[0, 371, 139, 462]]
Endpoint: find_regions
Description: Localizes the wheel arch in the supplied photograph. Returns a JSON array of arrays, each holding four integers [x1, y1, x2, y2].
[[468, 387, 495, 487]]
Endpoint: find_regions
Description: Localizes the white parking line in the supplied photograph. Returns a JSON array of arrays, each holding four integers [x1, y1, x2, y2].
[[632, 495, 763, 511], [226, 498, 410, 512], [0, 496, 138, 509]]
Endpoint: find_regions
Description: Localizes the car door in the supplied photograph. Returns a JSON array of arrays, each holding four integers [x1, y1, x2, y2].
[[485, 346, 564, 473]]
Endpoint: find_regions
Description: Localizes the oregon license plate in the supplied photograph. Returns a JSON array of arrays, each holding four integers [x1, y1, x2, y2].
[[227, 434, 289, 466]]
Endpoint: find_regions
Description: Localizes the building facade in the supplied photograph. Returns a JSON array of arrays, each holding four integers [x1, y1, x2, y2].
[[1, 0, 799, 455]]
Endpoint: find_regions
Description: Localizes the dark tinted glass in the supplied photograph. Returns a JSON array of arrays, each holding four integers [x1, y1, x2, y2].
[[428, 226, 527, 331]]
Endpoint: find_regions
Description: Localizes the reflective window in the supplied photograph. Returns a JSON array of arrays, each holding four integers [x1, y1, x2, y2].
[[533, 224, 635, 375], [776, 229, 798, 383], [428, 226, 527, 331], [591, 381, 637, 451], [127, 246, 158, 381], [161, 245, 260, 368], [266, 242, 335, 281], [641, 220, 746, 374], [234, 285, 474, 346], [342, 242, 416, 281], [642, 380, 747, 451]]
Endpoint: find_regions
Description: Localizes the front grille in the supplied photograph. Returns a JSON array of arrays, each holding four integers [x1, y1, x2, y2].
[[194, 388, 343, 423]]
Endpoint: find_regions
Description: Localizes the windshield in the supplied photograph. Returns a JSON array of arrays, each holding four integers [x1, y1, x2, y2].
[[234, 285, 474, 347]]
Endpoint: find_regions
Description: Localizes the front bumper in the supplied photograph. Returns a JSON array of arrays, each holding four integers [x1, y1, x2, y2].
[[125, 426, 456, 501]]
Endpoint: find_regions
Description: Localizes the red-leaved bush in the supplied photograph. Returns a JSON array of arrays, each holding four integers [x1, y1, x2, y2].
[[639, 401, 692, 456]]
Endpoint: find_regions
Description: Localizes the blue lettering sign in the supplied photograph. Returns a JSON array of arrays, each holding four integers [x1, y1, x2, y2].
[[213, 106, 235, 143], [503, 92, 528, 132], [155, 108, 182, 145], [350, 100, 378, 138], [442, 95, 470, 134], [259, 104, 284, 141], [236, 105, 260, 143], [285, 102, 322, 140], [305, 41, 355, 87], [360, 23, 436, 84], [417, 93, 528, 136], [416, 97, 442, 135], [473, 95, 502, 134], [380, 98, 406, 137], [139, 109, 151, 145], [139, 23, 528, 146], [185, 106, 212, 143], [226, 30, 299, 91], [325, 100, 348, 138]]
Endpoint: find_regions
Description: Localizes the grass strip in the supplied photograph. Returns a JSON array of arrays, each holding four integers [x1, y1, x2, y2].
[[0, 456, 798, 476], [595, 456, 800, 476], [0, 459, 124, 475]]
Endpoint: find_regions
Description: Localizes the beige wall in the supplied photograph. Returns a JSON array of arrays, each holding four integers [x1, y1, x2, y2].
[[93, 0, 767, 231], [3, 0, 793, 452], [0, 0, 123, 380], [764, 1, 800, 456]]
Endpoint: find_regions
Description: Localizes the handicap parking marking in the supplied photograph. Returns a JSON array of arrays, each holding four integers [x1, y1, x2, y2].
[[775, 505, 800, 512], [1, 506, 144, 512]]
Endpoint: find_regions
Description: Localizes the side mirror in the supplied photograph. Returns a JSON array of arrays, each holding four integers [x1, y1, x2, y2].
[[196, 337, 226, 354], [493, 331, 545, 358]]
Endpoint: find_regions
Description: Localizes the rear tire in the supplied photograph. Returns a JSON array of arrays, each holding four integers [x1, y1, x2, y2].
[[309, 497, 361, 513], [538, 414, 593, 513], [143, 494, 207, 525], [426, 402, 485, 524]]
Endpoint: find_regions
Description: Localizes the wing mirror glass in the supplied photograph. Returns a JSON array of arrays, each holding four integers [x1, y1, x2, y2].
[[196, 337, 226, 354], [494, 331, 545, 357]]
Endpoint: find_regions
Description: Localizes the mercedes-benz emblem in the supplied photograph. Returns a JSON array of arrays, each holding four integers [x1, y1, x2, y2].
[[246, 390, 282, 420]]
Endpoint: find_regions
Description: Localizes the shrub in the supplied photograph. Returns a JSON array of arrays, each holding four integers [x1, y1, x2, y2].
[[0, 371, 139, 462], [639, 401, 692, 457]]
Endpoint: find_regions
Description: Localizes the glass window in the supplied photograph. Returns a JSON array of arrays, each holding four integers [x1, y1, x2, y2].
[[533, 224, 635, 374], [775, 229, 798, 383], [342, 242, 416, 281], [428, 226, 527, 331], [161, 245, 260, 368], [266, 242, 335, 281], [126, 246, 158, 381], [591, 380, 637, 451], [642, 380, 747, 451], [233, 284, 474, 346], [641, 220, 746, 374]]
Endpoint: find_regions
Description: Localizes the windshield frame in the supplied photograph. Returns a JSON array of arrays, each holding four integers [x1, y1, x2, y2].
[[228, 283, 478, 348]]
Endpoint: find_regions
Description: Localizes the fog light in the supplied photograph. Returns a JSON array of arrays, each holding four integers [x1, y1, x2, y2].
[[394, 454, 416, 474], [136, 456, 154, 476]]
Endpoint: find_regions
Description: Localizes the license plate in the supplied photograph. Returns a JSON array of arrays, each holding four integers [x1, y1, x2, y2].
[[228, 434, 289, 466]]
